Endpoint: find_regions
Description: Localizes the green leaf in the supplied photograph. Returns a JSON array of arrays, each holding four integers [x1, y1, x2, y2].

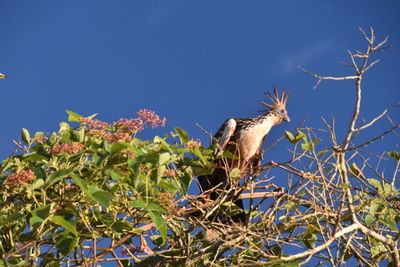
[[110, 169, 125, 180], [110, 142, 127, 154], [23, 152, 48, 162], [28, 179, 44, 190], [283, 200, 299, 210], [111, 220, 131, 234], [91, 190, 114, 207], [221, 150, 239, 160], [379, 217, 398, 231], [33, 131, 45, 139], [192, 146, 206, 163], [302, 233, 316, 249], [383, 183, 394, 198], [367, 179, 383, 192], [129, 200, 147, 209], [174, 127, 189, 145], [51, 216, 77, 236], [153, 136, 172, 152], [46, 169, 74, 188], [220, 201, 243, 216], [0, 212, 25, 226], [70, 173, 88, 191], [130, 201, 167, 241], [59, 122, 70, 132], [284, 131, 295, 144], [158, 179, 179, 193], [21, 128, 31, 144], [230, 168, 241, 179], [29, 204, 53, 229], [365, 214, 375, 226], [349, 162, 364, 178], [152, 165, 166, 185], [302, 138, 321, 152], [387, 151, 400, 161], [369, 203, 384, 213], [158, 152, 171, 165], [149, 211, 167, 242], [56, 232, 77, 256], [301, 142, 312, 152], [65, 110, 82, 123], [102, 140, 111, 153], [178, 171, 192, 195], [128, 157, 143, 184], [73, 128, 85, 143], [143, 152, 160, 164], [295, 131, 307, 143], [32, 167, 46, 180], [371, 241, 387, 258], [147, 202, 167, 213]]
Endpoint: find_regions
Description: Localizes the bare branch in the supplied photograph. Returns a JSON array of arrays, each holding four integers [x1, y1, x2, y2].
[[277, 224, 360, 263], [354, 109, 387, 131], [298, 65, 358, 89], [343, 122, 400, 152]]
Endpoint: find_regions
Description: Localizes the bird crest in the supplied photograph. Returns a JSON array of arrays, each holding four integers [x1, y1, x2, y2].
[[259, 87, 289, 111]]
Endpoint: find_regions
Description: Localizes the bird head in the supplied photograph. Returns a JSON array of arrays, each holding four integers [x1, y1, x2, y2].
[[259, 87, 290, 124]]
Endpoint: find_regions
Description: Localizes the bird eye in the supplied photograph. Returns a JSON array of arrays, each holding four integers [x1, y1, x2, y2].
[[280, 109, 285, 113]]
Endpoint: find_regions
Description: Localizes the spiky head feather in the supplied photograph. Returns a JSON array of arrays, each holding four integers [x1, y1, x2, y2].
[[259, 87, 289, 112]]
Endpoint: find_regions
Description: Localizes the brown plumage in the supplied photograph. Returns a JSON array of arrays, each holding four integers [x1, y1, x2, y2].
[[198, 88, 290, 224]]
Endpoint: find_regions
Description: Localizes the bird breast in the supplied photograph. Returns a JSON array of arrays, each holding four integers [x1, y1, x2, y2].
[[237, 117, 274, 162]]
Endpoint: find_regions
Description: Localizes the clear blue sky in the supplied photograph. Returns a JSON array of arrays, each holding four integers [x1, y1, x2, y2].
[[1, 1, 399, 264], [1, 1, 399, 161]]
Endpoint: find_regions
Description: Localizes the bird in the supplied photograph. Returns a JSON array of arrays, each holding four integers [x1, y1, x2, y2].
[[198, 88, 290, 224]]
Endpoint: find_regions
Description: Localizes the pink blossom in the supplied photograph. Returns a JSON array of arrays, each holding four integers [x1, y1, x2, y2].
[[49, 143, 84, 154], [5, 170, 36, 186], [80, 117, 109, 130], [164, 169, 176, 177], [137, 109, 166, 128], [114, 118, 144, 133], [105, 132, 132, 143], [187, 140, 201, 148], [88, 129, 107, 138], [80, 110, 165, 143]]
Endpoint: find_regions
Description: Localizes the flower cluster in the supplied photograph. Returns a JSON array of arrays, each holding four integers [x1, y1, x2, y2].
[[49, 143, 84, 154], [79, 109, 166, 143], [114, 118, 144, 133], [137, 109, 166, 128], [60, 184, 78, 193], [80, 117, 109, 130], [104, 132, 132, 143], [5, 170, 36, 186], [164, 169, 176, 177], [187, 139, 201, 148], [158, 192, 178, 214]]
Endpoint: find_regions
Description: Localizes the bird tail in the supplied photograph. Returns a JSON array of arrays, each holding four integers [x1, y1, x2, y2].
[[198, 170, 246, 225]]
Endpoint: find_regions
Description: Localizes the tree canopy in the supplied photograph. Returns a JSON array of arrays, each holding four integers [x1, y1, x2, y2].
[[1, 28, 399, 266]]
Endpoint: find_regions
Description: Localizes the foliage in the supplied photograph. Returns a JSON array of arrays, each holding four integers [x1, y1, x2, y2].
[[1, 29, 399, 266]]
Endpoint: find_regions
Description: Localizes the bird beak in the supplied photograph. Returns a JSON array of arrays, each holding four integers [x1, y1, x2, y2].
[[283, 114, 291, 122]]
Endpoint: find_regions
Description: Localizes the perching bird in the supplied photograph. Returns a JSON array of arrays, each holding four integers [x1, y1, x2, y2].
[[198, 88, 290, 224]]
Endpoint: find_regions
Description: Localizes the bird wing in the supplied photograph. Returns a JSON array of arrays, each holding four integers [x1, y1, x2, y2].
[[212, 118, 237, 149]]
